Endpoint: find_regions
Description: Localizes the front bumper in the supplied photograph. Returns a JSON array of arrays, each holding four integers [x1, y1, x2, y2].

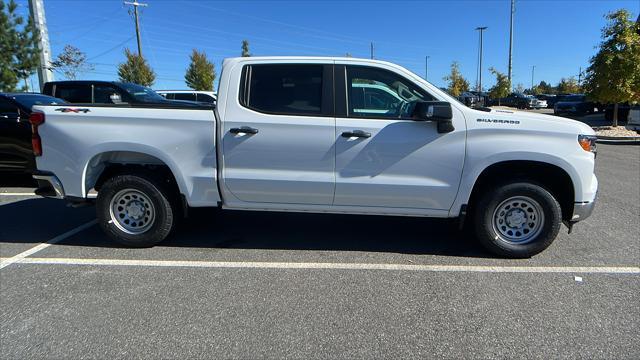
[[571, 197, 597, 222], [33, 172, 65, 199]]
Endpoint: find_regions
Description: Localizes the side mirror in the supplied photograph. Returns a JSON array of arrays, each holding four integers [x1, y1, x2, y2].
[[412, 101, 455, 133]]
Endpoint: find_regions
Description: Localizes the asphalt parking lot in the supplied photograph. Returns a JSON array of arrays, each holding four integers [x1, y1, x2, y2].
[[1, 144, 638, 359]]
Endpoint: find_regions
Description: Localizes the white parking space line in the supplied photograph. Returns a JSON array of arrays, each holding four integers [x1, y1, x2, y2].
[[5, 257, 640, 274], [0, 220, 97, 270], [0, 193, 37, 196]]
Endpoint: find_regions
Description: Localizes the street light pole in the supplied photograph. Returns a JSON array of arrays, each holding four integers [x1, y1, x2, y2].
[[425, 55, 430, 81], [475, 26, 488, 92]]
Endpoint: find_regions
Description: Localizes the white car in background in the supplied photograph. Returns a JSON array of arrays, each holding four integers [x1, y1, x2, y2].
[[528, 95, 547, 109], [157, 90, 216, 104]]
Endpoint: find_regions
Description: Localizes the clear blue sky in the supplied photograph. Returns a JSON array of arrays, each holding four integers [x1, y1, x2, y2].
[[15, 0, 640, 90]]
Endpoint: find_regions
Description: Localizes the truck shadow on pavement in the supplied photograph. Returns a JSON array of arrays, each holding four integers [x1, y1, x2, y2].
[[1, 198, 491, 258]]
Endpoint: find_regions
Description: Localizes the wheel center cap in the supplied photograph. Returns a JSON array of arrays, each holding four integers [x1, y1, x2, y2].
[[126, 202, 144, 219], [506, 209, 526, 228]]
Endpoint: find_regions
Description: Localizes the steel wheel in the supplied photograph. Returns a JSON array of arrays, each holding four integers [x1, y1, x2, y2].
[[109, 189, 156, 235], [491, 196, 545, 244]]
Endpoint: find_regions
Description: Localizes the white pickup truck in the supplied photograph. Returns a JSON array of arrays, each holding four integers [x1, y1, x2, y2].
[[30, 57, 598, 258]]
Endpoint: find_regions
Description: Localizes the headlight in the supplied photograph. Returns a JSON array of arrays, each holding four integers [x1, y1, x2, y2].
[[578, 135, 597, 154]]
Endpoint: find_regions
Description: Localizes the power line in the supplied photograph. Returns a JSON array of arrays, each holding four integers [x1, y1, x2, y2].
[[86, 36, 135, 61]]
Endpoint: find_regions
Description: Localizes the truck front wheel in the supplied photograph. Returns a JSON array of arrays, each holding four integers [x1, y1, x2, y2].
[[474, 182, 562, 258], [96, 174, 176, 247]]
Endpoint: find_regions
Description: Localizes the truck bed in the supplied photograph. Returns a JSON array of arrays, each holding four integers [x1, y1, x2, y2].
[[32, 104, 220, 207]]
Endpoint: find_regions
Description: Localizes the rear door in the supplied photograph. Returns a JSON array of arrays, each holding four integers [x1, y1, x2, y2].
[[221, 62, 336, 205], [333, 64, 465, 210]]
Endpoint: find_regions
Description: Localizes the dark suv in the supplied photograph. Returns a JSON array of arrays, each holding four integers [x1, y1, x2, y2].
[[500, 93, 537, 109], [42, 81, 196, 105], [0, 93, 66, 185], [553, 94, 595, 116]]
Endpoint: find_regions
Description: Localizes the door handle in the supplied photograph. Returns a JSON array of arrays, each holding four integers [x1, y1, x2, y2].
[[230, 126, 259, 135], [341, 130, 371, 138]]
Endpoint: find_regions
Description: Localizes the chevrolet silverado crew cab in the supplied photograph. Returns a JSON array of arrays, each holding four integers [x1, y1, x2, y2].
[[30, 57, 598, 258]]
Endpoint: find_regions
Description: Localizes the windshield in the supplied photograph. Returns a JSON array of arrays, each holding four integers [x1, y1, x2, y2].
[[12, 95, 66, 109], [118, 83, 167, 103]]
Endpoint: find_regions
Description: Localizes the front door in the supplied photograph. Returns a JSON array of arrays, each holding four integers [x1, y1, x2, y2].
[[222, 63, 336, 205], [334, 65, 465, 210]]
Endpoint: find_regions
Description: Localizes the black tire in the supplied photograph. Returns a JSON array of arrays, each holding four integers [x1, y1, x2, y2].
[[96, 174, 176, 247], [473, 182, 562, 258]]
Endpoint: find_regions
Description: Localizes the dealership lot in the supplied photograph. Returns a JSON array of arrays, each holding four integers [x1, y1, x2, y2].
[[1, 144, 639, 358]]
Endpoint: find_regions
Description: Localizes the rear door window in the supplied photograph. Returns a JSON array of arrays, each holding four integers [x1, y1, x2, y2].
[[242, 64, 328, 116]]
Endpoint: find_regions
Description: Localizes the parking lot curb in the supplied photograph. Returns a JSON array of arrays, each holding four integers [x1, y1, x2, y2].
[[596, 136, 640, 145]]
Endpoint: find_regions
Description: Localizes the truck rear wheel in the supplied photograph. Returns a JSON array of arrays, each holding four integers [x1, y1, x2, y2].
[[96, 174, 176, 247], [473, 182, 562, 258]]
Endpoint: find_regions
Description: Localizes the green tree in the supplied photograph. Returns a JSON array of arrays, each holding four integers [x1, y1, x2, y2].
[[442, 61, 469, 97], [0, 0, 40, 91], [488, 67, 511, 105], [184, 49, 216, 91], [584, 9, 640, 126], [50, 44, 93, 80], [117, 48, 155, 86], [556, 77, 581, 94], [535, 80, 554, 94], [241, 40, 251, 57]]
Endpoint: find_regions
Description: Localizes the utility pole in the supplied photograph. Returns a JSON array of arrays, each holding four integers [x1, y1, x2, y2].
[[508, 0, 515, 88], [28, 0, 54, 90], [475, 26, 487, 92], [425, 55, 430, 81], [124, 1, 147, 57], [531, 65, 535, 92], [370, 42, 374, 59]]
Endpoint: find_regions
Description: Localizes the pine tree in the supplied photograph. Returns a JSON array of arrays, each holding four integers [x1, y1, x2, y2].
[[241, 40, 251, 57], [117, 48, 155, 86], [0, 0, 40, 92], [184, 49, 216, 91]]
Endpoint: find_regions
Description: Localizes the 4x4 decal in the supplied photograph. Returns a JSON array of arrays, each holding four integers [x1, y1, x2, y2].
[[55, 108, 91, 113]]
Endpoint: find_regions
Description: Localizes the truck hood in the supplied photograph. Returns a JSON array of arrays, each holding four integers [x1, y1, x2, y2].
[[476, 107, 595, 135]]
